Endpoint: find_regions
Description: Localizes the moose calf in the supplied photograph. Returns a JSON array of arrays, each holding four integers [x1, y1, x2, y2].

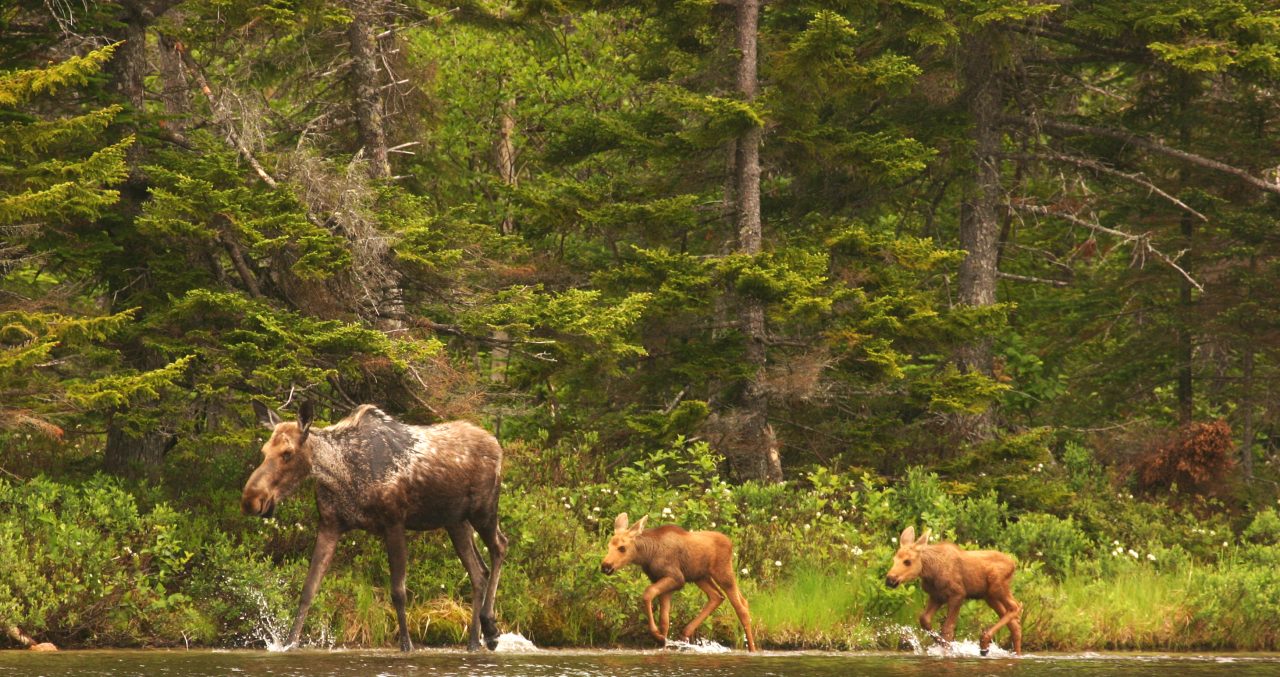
[[885, 526, 1022, 655], [600, 513, 757, 651]]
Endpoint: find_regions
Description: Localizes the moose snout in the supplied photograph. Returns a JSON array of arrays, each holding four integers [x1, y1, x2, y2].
[[885, 575, 900, 588], [242, 493, 275, 518], [601, 563, 615, 575]]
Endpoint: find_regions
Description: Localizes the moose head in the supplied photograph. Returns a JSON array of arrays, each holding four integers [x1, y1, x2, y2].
[[600, 512, 649, 575], [885, 525, 931, 588], [241, 400, 315, 518]]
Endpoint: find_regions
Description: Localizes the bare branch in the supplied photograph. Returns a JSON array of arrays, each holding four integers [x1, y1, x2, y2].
[[1011, 116, 1280, 198], [1006, 150, 1208, 221], [1012, 203, 1204, 292], [997, 271, 1070, 287]]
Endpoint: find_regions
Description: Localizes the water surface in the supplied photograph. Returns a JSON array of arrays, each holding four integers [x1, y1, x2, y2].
[[3, 649, 1279, 677]]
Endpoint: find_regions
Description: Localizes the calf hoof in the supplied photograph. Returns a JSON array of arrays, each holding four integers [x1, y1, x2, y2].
[[980, 649, 989, 657]]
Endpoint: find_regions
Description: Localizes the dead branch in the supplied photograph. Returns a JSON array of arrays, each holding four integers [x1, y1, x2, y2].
[[997, 271, 1070, 287], [1011, 116, 1280, 198], [1005, 150, 1208, 221], [1012, 203, 1203, 292]]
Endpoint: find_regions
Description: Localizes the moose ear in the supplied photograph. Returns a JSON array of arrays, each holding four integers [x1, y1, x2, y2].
[[631, 515, 649, 533], [899, 526, 916, 547], [917, 528, 932, 546], [614, 513, 630, 533], [253, 400, 283, 429], [297, 400, 315, 440]]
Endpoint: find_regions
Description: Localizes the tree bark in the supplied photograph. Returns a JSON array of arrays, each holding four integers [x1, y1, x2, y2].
[[348, 3, 391, 180], [103, 412, 176, 477], [156, 33, 191, 143], [953, 28, 1005, 441], [726, 0, 781, 484], [494, 97, 518, 236], [957, 29, 1003, 377], [1241, 341, 1256, 479]]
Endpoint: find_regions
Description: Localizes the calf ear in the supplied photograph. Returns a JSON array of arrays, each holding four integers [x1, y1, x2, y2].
[[614, 513, 630, 533], [918, 528, 932, 546], [899, 526, 916, 547], [253, 400, 283, 429], [297, 400, 315, 441], [632, 515, 649, 533]]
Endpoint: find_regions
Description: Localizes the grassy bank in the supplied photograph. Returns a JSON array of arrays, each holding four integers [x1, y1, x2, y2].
[[2, 437, 1279, 651]]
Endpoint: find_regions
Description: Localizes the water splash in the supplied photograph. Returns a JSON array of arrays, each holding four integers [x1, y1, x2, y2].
[[663, 638, 731, 654], [924, 638, 1011, 659], [236, 585, 293, 651], [492, 632, 539, 653]]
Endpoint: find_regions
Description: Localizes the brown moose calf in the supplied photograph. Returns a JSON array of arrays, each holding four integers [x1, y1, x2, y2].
[[885, 526, 1023, 655], [600, 513, 757, 651]]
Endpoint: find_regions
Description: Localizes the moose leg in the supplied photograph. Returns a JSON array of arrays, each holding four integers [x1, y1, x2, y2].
[[681, 579, 724, 642], [286, 526, 339, 649], [981, 594, 1022, 656], [918, 596, 942, 635], [446, 523, 489, 652], [658, 592, 673, 641], [473, 516, 508, 650], [641, 577, 683, 644], [719, 577, 756, 652], [384, 523, 412, 652], [939, 597, 964, 648]]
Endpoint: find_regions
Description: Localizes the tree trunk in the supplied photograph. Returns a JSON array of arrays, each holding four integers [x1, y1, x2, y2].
[[103, 413, 176, 477], [494, 97, 518, 236], [156, 33, 191, 143], [348, 3, 391, 180], [726, 0, 782, 484], [1176, 210, 1194, 425], [957, 30, 1003, 376], [1240, 342, 1255, 479], [954, 29, 1005, 441]]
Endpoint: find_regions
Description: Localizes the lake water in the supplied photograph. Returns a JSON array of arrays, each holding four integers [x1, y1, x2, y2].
[[3, 648, 1279, 677]]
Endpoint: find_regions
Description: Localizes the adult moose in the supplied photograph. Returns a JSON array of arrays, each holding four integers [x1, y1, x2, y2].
[[600, 513, 757, 651], [885, 526, 1022, 655], [242, 400, 507, 652]]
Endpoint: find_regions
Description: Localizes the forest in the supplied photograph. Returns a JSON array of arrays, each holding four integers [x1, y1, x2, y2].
[[3, 0, 1280, 652]]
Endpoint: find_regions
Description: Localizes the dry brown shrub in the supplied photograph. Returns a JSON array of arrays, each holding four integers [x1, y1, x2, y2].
[[1134, 419, 1236, 494]]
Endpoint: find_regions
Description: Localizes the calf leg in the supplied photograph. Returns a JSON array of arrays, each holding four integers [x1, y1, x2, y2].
[[641, 577, 684, 644], [918, 596, 942, 635], [446, 523, 489, 652], [939, 597, 964, 647], [719, 578, 756, 652], [383, 523, 412, 652], [981, 594, 1022, 655], [659, 592, 673, 641], [286, 526, 339, 649], [681, 579, 725, 641]]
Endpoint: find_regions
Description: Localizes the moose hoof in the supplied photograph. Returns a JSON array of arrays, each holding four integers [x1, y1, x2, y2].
[[980, 649, 989, 657]]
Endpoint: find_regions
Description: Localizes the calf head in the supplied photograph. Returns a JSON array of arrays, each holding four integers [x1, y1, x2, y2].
[[241, 400, 316, 518], [600, 512, 648, 574], [885, 525, 931, 588]]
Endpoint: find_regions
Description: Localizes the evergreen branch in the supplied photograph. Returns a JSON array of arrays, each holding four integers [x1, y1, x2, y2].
[[1010, 116, 1280, 198]]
